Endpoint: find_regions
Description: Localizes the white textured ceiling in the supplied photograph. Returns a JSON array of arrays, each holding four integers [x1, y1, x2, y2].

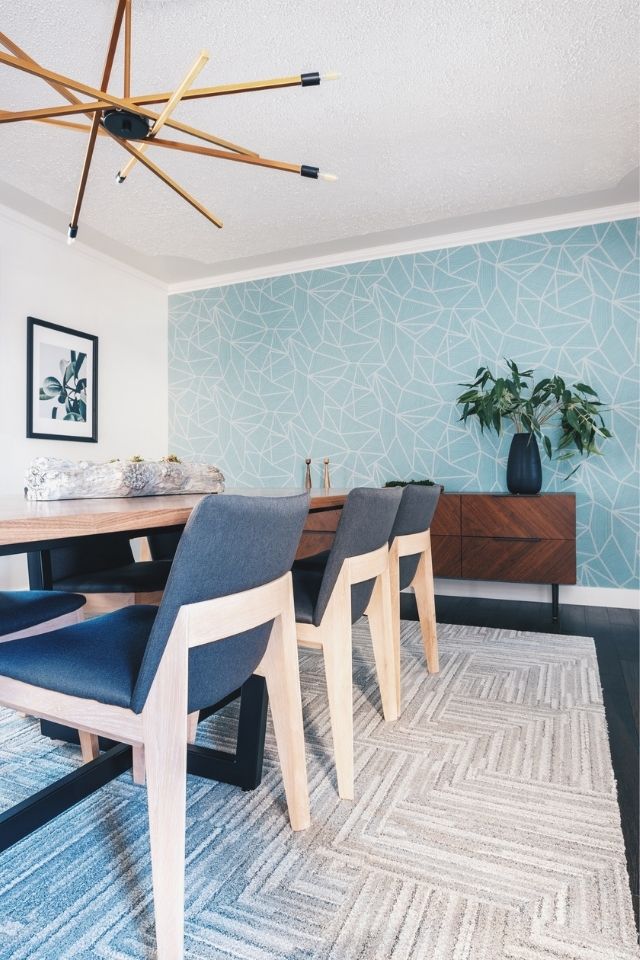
[[0, 0, 638, 284]]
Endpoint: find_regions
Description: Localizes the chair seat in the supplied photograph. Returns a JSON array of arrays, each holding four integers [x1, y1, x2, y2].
[[0, 605, 158, 709], [54, 560, 172, 594], [0, 591, 86, 637], [291, 567, 323, 624]]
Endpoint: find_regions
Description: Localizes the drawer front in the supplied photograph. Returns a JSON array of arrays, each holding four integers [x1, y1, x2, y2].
[[295, 531, 335, 560], [431, 535, 462, 578], [431, 494, 461, 536], [304, 508, 342, 532], [462, 537, 576, 584], [461, 494, 575, 540]]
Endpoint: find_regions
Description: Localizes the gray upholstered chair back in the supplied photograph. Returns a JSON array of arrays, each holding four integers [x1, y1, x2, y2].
[[130, 493, 309, 713], [313, 488, 401, 627], [390, 485, 441, 590]]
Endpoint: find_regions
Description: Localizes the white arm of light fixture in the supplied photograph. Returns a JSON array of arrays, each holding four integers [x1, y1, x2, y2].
[[116, 49, 209, 182]]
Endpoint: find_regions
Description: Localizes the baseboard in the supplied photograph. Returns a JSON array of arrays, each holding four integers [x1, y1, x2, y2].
[[423, 579, 640, 610]]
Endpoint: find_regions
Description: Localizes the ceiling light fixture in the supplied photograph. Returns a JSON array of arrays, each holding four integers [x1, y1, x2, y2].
[[0, 0, 338, 243]]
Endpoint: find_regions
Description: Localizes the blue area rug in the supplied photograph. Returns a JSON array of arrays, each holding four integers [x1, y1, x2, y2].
[[0, 622, 637, 959]]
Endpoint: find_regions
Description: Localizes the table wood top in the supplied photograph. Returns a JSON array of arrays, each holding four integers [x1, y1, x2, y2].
[[0, 488, 349, 548]]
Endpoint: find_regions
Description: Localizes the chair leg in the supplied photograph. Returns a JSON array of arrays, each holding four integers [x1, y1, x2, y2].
[[187, 711, 199, 745], [412, 536, 439, 674], [320, 588, 355, 801], [389, 546, 402, 714], [142, 625, 188, 960], [132, 745, 146, 785], [256, 596, 310, 831], [365, 569, 400, 722], [79, 730, 100, 763]]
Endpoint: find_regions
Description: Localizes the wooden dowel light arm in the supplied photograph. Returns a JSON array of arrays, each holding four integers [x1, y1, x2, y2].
[[68, 0, 128, 244], [142, 137, 337, 181], [116, 49, 209, 183], [108, 70, 341, 107], [124, 0, 132, 98], [104, 133, 224, 228]]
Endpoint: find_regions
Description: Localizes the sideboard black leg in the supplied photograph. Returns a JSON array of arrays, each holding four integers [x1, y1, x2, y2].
[[551, 583, 559, 623]]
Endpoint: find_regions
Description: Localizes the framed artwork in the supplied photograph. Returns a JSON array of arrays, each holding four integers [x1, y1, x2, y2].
[[26, 317, 98, 442]]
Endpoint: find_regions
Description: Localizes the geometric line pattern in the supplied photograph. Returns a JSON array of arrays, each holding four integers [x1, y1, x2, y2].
[[169, 218, 640, 588], [0, 621, 637, 959]]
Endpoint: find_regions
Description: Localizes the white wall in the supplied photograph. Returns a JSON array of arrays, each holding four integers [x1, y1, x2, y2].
[[0, 206, 168, 588]]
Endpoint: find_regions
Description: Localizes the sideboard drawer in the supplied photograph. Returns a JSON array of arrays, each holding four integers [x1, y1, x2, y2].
[[461, 494, 575, 540], [461, 537, 576, 584], [431, 494, 461, 536], [303, 509, 342, 532], [431, 534, 461, 578], [296, 531, 334, 560]]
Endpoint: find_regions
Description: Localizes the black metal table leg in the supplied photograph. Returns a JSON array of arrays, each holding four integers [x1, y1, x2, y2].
[[40, 675, 269, 791], [0, 744, 132, 853], [551, 583, 559, 623], [187, 675, 268, 790]]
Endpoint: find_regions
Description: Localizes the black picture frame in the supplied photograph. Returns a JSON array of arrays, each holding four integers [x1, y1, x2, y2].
[[26, 317, 98, 442]]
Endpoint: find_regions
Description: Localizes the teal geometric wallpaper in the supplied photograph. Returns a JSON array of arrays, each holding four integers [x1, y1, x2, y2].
[[169, 219, 639, 589]]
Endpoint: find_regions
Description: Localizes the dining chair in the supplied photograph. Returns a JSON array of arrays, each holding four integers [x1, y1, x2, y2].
[[0, 589, 93, 754], [0, 492, 310, 960], [0, 589, 86, 642], [388, 484, 441, 712], [27, 532, 173, 618], [291, 487, 402, 801]]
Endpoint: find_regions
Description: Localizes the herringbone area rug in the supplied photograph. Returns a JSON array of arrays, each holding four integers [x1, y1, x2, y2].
[[0, 620, 637, 959]]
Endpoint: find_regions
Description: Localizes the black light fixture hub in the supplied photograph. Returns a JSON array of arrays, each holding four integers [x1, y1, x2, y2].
[[102, 108, 151, 141]]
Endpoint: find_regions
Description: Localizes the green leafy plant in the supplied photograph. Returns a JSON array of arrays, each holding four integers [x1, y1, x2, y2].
[[39, 351, 87, 422], [457, 359, 612, 478]]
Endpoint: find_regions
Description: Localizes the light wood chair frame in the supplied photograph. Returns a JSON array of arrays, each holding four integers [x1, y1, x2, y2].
[[296, 543, 398, 801], [0, 608, 82, 643], [80, 590, 164, 620], [388, 529, 439, 714], [0, 571, 309, 960]]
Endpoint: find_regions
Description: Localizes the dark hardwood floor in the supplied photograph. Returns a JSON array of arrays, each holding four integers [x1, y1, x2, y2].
[[400, 592, 640, 930]]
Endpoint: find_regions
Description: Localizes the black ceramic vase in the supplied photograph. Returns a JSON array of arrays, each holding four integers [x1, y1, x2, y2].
[[506, 432, 542, 494]]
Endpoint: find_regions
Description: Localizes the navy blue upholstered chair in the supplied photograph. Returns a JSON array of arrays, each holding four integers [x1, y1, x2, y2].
[[0, 590, 86, 642], [387, 484, 442, 711], [0, 590, 93, 755], [28, 532, 173, 619], [292, 487, 402, 800], [0, 493, 310, 960]]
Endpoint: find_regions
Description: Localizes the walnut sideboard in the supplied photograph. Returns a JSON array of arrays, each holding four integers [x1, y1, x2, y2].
[[431, 492, 577, 620]]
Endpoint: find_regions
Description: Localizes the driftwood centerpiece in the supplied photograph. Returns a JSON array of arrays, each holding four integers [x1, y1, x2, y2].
[[24, 456, 225, 501]]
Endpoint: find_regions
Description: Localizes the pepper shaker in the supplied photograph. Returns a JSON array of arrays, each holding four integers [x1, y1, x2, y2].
[[322, 457, 331, 489], [304, 458, 312, 491]]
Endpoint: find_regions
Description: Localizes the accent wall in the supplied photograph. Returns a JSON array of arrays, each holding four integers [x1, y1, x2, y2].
[[169, 219, 639, 591]]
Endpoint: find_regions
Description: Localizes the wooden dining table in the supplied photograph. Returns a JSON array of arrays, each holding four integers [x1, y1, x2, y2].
[[0, 487, 350, 853], [0, 487, 349, 557]]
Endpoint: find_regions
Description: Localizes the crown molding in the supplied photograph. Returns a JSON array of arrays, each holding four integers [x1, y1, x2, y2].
[[168, 202, 640, 295], [0, 202, 169, 293]]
